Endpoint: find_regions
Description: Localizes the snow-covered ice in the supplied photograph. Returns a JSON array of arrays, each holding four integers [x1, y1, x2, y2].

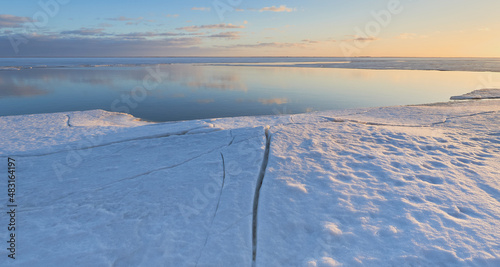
[[1, 96, 500, 266], [451, 89, 500, 100], [257, 103, 500, 266]]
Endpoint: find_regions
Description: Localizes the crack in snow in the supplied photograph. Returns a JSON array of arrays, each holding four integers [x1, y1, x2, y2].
[[94, 143, 231, 192], [212, 153, 226, 223], [10, 126, 220, 158], [321, 116, 428, 127], [195, 153, 227, 267], [227, 130, 236, 147], [27, 138, 234, 212], [430, 111, 498, 126], [66, 115, 72, 127], [320, 111, 498, 128], [252, 126, 272, 266]]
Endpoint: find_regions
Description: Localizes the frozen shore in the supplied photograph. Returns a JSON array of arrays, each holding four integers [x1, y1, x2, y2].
[[1, 94, 500, 266]]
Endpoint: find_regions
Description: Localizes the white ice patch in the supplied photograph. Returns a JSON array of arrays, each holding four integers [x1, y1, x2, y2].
[[451, 89, 500, 100]]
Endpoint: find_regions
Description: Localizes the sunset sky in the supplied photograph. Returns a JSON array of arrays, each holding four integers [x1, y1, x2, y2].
[[1, 0, 499, 57]]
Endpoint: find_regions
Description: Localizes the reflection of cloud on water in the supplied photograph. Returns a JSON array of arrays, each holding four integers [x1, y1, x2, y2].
[[237, 97, 290, 105], [170, 93, 185, 98], [0, 76, 48, 97], [0, 84, 47, 97], [258, 98, 289, 105], [22, 69, 120, 86], [183, 72, 247, 92], [186, 81, 247, 91], [0, 64, 250, 104], [196, 98, 215, 104], [68, 76, 116, 86], [165, 65, 247, 92]]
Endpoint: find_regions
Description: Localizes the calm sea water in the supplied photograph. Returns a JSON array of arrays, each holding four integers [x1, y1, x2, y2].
[[1, 58, 499, 122]]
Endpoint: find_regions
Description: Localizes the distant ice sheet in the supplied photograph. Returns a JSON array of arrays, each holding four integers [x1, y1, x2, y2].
[[1, 57, 500, 72], [451, 88, 500, 100]]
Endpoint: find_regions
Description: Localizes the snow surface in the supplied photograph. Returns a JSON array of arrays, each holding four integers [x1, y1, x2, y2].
[[1, 98, 500, 266], [451, 89, 500, 100]]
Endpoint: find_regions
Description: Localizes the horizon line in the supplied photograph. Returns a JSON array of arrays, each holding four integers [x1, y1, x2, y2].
[[1, 56, 500, 59]]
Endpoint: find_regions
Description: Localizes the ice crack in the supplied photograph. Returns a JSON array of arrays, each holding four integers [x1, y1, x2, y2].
[[321, 110, 498, 128], [66, 115, 72, 127], [195, 153, 226, 267], [252, 126, 272, 266], [11, 126, 220, 158]]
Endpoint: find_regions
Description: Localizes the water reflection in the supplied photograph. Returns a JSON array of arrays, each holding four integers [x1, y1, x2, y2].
[[1, 64, 499, 122], [0, 76, 47, 97], [257, 98, 289, 105], [0, 84, 46, 97]]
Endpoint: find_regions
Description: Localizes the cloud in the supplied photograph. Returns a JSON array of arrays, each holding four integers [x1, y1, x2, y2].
[[165, 14, 179, 18], [478, 27, 490, 32], [225, 42, 306, 49], [106, 16, 154, 26], [0, 34, 204, 57], [260, 5, 295, 12], [192, 7, 211, 11], [115, 32, 186, 39], [207, 31, 241, 39], [98, 23, 113, 28], [354, 36, 379, 42], [177, 23, 245, 32], [0, 14, 32, 28], [107, 16, 143, 21], [396, 33, 428, 39], [60, 28, 107, 36], [302, 39, 320, 44], [160, 37, 202, 47], [397, 33, 417, 39], [342, 35, 380, 42]]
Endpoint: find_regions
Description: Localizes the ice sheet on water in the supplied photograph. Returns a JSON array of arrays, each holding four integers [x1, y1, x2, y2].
[[1, 57, 500, 72], [450, 88, 500, 100]]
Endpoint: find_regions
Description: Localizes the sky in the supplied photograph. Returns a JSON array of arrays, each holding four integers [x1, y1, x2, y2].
[[0, 0, 499, 57]]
